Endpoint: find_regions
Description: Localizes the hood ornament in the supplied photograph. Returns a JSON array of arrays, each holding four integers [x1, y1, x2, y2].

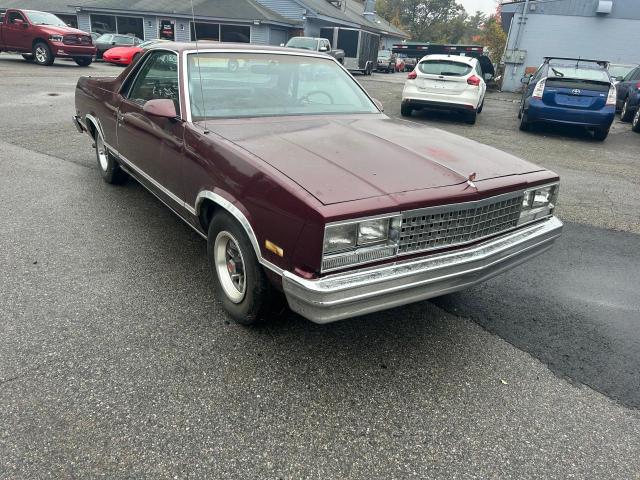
[[466, 172, 477, 189]]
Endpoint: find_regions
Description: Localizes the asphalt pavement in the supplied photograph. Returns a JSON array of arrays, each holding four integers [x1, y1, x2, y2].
[[1, 56, 640, 479]]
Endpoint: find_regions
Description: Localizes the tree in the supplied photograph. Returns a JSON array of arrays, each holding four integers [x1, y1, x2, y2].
[[480, 14, 506, 64]]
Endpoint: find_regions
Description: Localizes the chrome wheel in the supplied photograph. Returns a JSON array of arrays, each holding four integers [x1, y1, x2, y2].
[[633, 109, 640, 132], [214, 231, 246, 304], [96, 134, 108, 171], [35, 46, 47, 63], [621, 100, 627, 118]]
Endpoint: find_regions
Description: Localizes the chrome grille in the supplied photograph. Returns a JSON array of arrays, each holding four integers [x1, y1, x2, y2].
[[398, 194, 524, 255]]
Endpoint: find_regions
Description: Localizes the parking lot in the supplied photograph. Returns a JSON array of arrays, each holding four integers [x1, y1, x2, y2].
[[1, 56, 639, 479]]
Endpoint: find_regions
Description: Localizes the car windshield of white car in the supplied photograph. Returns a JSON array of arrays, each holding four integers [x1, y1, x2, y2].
[[418, 60, 472, 77], [187, 53, 379, 119], [286, 38, 318, 51]]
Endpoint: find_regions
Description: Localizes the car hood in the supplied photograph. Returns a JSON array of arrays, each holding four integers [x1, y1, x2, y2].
[[39, 26, 89, 36], [104, 46, 137, 55], [208, 115, 545, 205]]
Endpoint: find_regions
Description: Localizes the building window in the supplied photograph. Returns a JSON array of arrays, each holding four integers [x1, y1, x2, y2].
[[191, 22, 220, 41], [221, 25, 250, 43], [91, 14, 116, 35], [57, 14, 78, 29], [159, 19, 175, 40], [90, 14, 143, 39]]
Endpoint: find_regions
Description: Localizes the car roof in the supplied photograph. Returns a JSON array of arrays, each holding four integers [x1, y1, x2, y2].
[[147, 41, 331, 57], [419, 54, 476, 64]]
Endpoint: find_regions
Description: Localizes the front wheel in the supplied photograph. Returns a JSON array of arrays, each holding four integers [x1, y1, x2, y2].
[[33, 41, 54, 66], [132, 52, 142, 64], [208, 212, 279, 325], [73, 57, 92, 67], [592, 128, 609, 141], [632, 109, 640, 133], [519, 110, 530, 131]]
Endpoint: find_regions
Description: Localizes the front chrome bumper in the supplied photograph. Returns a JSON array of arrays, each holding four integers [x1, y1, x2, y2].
[[283, 216, 563, 324]]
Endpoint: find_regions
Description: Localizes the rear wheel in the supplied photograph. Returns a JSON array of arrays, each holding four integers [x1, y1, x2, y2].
[[401, 103, 413, 117], [465, 109, 477, 125], [73, 57, 92, 67], [620, 98, 634, 122], [519, 110, 530, 131], [207, 212, 279, 325], [593, 128, 609, 141], [477, 97, 484, 114], [632, 109, 640, 133], [94, 128, 127, 184]]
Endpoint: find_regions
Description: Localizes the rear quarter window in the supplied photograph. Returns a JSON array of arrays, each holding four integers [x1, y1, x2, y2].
[[418, 60, 472, 76]]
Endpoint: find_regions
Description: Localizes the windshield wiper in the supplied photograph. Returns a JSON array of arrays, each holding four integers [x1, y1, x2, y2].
[[551, 67, 564, 77]]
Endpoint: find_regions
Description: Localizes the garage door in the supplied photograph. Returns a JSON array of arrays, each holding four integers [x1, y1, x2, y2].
[[270, 29, 288, 46]]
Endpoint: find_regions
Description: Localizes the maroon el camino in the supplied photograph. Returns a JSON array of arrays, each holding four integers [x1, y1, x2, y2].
[[73, 42, 562, 325]]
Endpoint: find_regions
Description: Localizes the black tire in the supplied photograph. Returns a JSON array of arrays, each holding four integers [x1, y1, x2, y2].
[[519, 110, 530, 131], [22, 54, 34, 62], [401, 103, 413, 117], [132, 52, 142, 64], [592, 128, 609, 141], [517, 104, 522, 119], [477, 98, 484, 114], [74, 57, 92, 67], [207, 212, 278, 325], [465, 109, 477, 125], [620, 98, 634, 122], [33, 41, 54, 66], [94, 127, 127, 184], [632, 109, 640, 133]]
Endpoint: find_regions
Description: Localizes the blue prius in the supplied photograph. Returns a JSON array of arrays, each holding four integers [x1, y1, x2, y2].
[[518, 57, 616, 141]]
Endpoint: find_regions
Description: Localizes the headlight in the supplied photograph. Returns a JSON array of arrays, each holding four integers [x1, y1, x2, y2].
[[519, 183, 558, 225], [49, 35, 64, 42], [322, 215, 401, 271]]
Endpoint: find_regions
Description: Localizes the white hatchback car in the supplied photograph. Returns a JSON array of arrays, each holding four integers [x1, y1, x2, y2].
[[401, 54, 487, 124]]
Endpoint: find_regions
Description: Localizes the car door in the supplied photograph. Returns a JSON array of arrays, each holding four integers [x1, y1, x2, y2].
[[3, 11, 30, 50], [116, 50, 186, 210]]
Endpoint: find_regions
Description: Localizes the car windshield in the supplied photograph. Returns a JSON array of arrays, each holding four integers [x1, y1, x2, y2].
[[187, 53, 379, 119], [24, 11, 67, 27], [378, 51, 391, 59], [548, 65, 610, 83], [286, 38, 318, 51], [418, 60, 472, 76], [96, 34, 112, 42]]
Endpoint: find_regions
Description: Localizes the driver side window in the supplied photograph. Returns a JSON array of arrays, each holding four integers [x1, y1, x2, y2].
[[8, 11, 26, 23], [127, 51, 179, 114]]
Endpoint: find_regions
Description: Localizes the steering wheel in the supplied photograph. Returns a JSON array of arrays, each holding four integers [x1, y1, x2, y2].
[[300, 90, 334, 105]]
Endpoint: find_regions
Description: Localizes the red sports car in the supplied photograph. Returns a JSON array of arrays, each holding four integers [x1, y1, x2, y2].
[[103, 39, 164, 66]]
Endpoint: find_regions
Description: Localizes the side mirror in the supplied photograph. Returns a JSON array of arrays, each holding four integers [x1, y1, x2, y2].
[[279, 43, 285, 47], [484, 73, 493, 81], [372, 98, 384, 112], [143, 99, 177, 119], [520, 75, 531, 84], [615, 76, 624, 82], [111, 41, 116, 45], [319, 46, 329, 52]]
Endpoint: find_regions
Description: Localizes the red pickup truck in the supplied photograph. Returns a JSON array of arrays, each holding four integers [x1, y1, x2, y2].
[[0, 9, 95, 66]]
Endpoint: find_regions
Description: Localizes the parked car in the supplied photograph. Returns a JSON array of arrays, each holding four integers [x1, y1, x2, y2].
[[0, 8, 95, 66], [73, 43, 562, 325], [398, 53, 416, 72], [284, 37, 344, 64], [608, 63, 637, 83], [615, 65, 640, 122], [518, 57, 616, 140], [103, 39, 168, 66], [401, 54, 487, 124], [95, 33, 142, 59], [377, 49, 396, 73]]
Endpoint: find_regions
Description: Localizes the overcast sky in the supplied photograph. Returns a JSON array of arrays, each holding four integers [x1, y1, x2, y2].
[[457, 0, 498, 14]]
